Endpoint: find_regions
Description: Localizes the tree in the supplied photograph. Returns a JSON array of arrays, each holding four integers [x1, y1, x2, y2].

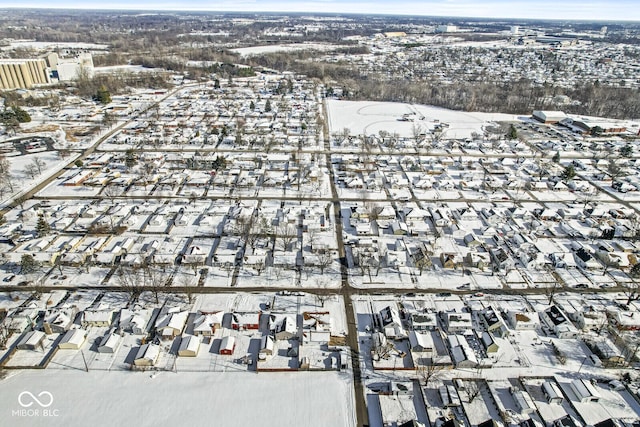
[[316, 251, 333, 274], [249, 101, 255, 111], [35, 214, 50, 237], [607, 159, 625, 180], [620, 144, 633, 158], [115, 266, 142, 302], [125, 149, 137, 169], [213, 79, 220, 89], [552, 151, 560, 163], [277, 224, 297, 251], [561, 164, 576, 181], [264, 99, 272, 112], [416, 363, 444, 387], [12, 107, 31, 123], [20, 254, 39, 275], [506, 124, 518, 140], [95, 85, 112, 104], [590, 125, 604, 136], [102, 110, 115, 128]]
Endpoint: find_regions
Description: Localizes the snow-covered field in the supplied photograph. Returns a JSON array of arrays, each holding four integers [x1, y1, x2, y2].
[[326, 99, 520, 139], [231, 43, 345, 57], [2, 369, 356, 427]]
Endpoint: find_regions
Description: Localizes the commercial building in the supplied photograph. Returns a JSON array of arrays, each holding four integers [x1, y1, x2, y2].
[[0, 58, 50, 89]]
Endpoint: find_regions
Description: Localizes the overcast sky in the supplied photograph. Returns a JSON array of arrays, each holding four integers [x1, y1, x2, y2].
[[2, 1, 638, 22]]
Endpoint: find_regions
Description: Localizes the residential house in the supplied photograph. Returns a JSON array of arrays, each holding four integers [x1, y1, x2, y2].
[[231, 312, 261, 330], [540, 306, 579, 339], [43, 307, 78, 334], [192, 311, 224, 336], [155, 308, 188, 340]]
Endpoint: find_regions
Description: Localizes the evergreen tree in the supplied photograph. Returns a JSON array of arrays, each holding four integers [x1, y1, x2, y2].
[[506, 124, 518, 140], [95, 85, 112, 104], [265, 99, 272, 112], [20, 254, 39, 275], [12, 107, 31, 123], [552, 151, 560, 163], [249, 101, 255, 111], [36, 214, 50, 237]]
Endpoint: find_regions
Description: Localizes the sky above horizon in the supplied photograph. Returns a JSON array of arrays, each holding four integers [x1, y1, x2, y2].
[[1, 1, 638, 22]]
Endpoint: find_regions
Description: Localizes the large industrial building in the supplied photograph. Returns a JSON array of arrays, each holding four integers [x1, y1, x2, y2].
[[0, 58, 50, 89]]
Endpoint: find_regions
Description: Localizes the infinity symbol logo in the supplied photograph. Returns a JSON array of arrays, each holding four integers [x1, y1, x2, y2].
[[18, 391, 54, 408]]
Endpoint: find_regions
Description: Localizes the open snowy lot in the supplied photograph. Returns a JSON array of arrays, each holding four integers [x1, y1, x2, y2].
[[2, 369, 356, 427], [326, 99, 520, 139]]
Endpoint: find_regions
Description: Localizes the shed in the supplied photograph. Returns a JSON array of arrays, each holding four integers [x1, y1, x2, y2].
[[219, 336, 236, 355], [58, 329, 87, 350]]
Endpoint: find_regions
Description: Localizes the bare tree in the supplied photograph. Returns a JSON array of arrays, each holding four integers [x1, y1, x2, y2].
[[178, 274, 197, 304], [277, 224, 297, 251], [416, 363, 444, 387], [316, 251, 333, 274], [465, 379, 481, 403], [116, 265, 143, 302]]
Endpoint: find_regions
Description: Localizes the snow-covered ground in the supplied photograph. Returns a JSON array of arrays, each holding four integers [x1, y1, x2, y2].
[[231, 43, 346, 57], [2, 369, 356, 427], [326, 99, 520, 139]]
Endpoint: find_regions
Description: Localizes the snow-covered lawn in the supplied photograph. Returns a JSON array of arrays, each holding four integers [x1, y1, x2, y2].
[[2, 369, 356, 427]]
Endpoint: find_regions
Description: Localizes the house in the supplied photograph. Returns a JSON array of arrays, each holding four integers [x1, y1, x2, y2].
[[43, 307, 78, 334], [448, 335, 477, 368], [118, 308, 150, 335], [97, 331, 122, 353], [408, 331, 434, 356], [231, 312, 260, 330], [17, 330, 46, 351], [410, 313, 438, 331], [260, 334, 275, 357], [479, 306, 510, 337], [178, 335, 200, 357], [441, 312, 472, 333], [134, 343, 160, 366], [81, 308, 114, 328], [219, 335, 236, 355], [511, 388, 536, 414], [192, 311, 224, 336], [379, 306, 406, 338], [58, 328, 87, 350], [506, 310, 539, 330], [155, 309, 189, 340], [540, 306, 579, 339], [610, 311, 640, 331], [274, 316, 298, 340]]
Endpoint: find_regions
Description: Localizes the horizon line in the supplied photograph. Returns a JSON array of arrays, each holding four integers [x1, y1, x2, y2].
[[1, 6, 639, 24]]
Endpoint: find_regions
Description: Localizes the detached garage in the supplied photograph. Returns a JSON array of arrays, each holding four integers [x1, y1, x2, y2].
[[98, 332, 122, 354], [17, 330, 46, 351], [219, 336, 236, 355], [58, 329, 87, 350], [178, 335, 200, 357], [134, 343, 160, 367]]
